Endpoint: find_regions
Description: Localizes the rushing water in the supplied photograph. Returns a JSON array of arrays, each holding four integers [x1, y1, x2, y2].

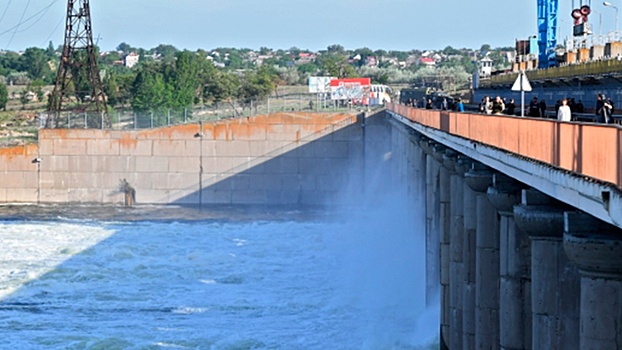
[[0, 203, 438, 349]]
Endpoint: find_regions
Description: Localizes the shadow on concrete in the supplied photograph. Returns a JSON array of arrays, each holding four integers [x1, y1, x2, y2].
[[171, 111, 393, 208]]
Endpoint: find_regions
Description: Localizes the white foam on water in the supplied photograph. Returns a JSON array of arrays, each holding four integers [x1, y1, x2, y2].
[[0, 214, 438, 349], [0, 221, 117, 300]]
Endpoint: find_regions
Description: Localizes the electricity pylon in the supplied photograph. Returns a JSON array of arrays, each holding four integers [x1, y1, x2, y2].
[[47, 0, 108, 128]]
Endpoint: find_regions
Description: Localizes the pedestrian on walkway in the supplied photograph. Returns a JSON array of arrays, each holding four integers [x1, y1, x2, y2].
[[529, 97, 540, 117], [557, 98, 572, 122], [506, 98, 516, 115], [595, 93, 612, 123], [539, 99, 547, 118]]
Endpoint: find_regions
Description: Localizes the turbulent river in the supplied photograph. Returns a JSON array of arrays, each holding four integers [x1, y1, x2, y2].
[[0, 204, 438, 349]]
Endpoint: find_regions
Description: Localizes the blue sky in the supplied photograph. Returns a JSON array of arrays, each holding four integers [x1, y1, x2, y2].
[[0, 0, 614, 52]]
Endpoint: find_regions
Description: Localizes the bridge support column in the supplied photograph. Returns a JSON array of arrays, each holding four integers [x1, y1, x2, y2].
[[564, 212, 622, 349], [422, 140, 441, 309], [437, 146, 451, 349], [445, 152, 465, 350], [513, 189, 579, 350], [422, 140, 444, 347], [461, 160, 478, 350], [465, 163, 497, 349], [488, 175, 531, 350]]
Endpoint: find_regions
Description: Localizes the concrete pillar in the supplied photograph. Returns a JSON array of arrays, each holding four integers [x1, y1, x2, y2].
[[464, 163, 497, 349], [488, 174, 531, 350], [461, 159, 477, 350], [445, 152, 465, 350], [564, 212, 622, 350], [437, 146, 451, 349], [421, 140, 446, 348], [422, 140, 441, 308], [514, 189, 579, 350]]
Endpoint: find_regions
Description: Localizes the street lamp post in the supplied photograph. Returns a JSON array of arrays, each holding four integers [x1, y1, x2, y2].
[[604, 1, 619, 38]]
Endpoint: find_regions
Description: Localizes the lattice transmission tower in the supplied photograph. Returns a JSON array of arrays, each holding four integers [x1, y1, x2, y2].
[[47, 0, 108, 128]]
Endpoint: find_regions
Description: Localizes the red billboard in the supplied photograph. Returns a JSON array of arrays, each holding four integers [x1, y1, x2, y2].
[[329, 78, 371, 104]]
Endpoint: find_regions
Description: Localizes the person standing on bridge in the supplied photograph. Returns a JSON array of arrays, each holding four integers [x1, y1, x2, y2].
[[539, 99, 547, 118], [456, 98, 464, 112], [480, 96, 492, 114], [506, 98, 516, 115], [596, 93, 613, 123], [491, 96, 505, 114], [529, 97, 540, 118], [557, 98, 572, 122]]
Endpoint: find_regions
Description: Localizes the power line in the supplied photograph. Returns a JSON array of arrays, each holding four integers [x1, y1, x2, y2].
[[0, 1, 59, 49], [15, 1, 56, 34], [0, 0, 13, 28], [6, 0, 31, 49], [41, 16, 64, 47]]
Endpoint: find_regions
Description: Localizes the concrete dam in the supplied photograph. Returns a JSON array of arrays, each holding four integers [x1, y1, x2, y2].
[[1, 108, 621, 349]]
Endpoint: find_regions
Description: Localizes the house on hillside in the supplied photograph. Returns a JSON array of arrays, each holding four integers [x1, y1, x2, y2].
[[298, 52, 317, 63], [420, 57, 436, 67], [124, 53, 140, 68], [366, 56, 378, 67]]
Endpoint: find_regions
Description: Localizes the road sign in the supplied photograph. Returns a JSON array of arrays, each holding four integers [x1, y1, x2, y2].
[[511, 72, 532, 92]]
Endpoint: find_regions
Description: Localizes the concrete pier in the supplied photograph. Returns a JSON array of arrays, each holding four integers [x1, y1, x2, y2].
[[446, 152, 464, 350], [437, 145, 451, 349], [488, 175, 531, 350], [464, 164, 498, 349], [564, 212, 622, 349], [461, 161, 477, 350], [514, 189, 579, 349], [423, 140, 441, 308]]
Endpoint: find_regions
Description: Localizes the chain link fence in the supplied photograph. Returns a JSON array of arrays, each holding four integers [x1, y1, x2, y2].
[[38, 94, 365, 130], [1, 94, 380, 146]]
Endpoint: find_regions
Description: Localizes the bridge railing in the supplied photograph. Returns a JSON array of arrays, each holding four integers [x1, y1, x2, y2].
[[388, 103, 622, 190]]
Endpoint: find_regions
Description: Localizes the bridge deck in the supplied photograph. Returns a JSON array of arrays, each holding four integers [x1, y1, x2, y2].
[[387, 103, 622, 229]]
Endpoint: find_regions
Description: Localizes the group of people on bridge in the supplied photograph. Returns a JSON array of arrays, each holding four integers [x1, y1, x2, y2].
[[401, 92, 616, 124]]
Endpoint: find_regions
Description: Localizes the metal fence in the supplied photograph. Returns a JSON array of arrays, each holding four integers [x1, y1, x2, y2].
[[37, 94, 364, 131], [0, 95, 380, 147]]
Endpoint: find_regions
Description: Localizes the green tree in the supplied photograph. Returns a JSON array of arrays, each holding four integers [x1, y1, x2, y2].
[[297, 62, 319, 75], [353, 47, 374, 67], [19, 89, 29, 108], [116, 42, 134, 53], [27, 79, 45, 101], [103, 71, 120, 107], [46, 41, 56, 59], [441, 46, 461, 56], [374, 49, 388, 58], [0, 51, 20, 77], [20, 47, 54, 84], [154, 44, 179, 63], [238, 66, 275, 106], [100, 51, 122, 66], [317, 54, 356, 78], [326, 44, 345, 55], [131, 63, 171, 111], [203, 70, 240, 106], [69, 51, 94, 102], [0, 83, 8, 110], [169, 51, 201, 108]]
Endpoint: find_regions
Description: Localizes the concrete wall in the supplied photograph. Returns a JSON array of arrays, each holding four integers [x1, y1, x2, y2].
[[0, 144, 39, 203], [0, 112, 367, 206]]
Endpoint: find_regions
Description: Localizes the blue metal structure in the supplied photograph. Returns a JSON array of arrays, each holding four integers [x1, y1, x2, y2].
[[538, 0, 559, 68]]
